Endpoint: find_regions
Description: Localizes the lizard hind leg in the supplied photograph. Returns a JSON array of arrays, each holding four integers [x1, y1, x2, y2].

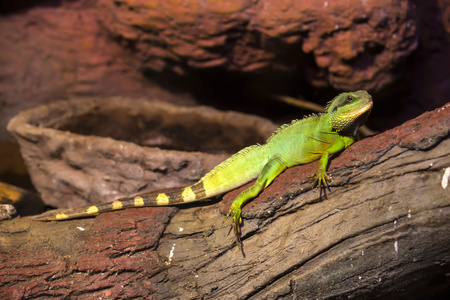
[[224, 156, 287, 249]]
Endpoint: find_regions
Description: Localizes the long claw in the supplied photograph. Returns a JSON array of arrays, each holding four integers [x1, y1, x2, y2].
[[309, 170, 331, 199], [223, 211, 231, 223], [224, 204, 243, 249], [233, 221, 242, 249]]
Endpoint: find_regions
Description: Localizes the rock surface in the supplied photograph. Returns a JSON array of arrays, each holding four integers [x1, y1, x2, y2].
[[2, 0, 440, 143], [0, 103, 448, 299], [97, 0, 417, 89], [7, 97, 277, 209]]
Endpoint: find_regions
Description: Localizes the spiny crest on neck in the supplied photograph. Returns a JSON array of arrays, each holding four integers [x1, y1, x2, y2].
[[266, 90, 373, 143], [266, 112, 323, 143]]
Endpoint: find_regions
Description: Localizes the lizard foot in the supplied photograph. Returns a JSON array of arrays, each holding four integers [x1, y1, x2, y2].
[[223, 203, 243, 249], [307, 169, 331, 199]]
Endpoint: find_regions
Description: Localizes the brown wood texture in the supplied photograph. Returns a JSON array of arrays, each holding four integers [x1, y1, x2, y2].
[[0, 103, 449, 299]]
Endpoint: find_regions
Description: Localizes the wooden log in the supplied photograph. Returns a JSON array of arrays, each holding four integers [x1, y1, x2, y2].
[[0, 103, 449, 299]]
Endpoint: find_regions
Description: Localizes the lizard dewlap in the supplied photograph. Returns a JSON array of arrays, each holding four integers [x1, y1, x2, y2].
[[32, 90, 373, 249]]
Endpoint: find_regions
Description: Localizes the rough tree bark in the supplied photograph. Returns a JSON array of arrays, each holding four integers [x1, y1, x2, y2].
[[0, 104, 449, 299]]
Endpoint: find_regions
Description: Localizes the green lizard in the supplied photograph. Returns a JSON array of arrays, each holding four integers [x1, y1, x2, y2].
[[32, 90, 373, 248]]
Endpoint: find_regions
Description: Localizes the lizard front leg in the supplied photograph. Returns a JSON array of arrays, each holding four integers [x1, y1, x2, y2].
[[311, 137, 353, 195], [224, 156, 287, 249]]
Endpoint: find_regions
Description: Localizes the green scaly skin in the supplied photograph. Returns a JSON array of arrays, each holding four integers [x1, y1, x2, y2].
[[32, 91, 373, 250]]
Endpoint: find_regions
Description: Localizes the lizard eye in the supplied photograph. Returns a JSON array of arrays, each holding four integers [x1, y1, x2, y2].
[[347, 95, 354, 102]]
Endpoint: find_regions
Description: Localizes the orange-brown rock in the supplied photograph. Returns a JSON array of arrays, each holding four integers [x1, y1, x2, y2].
[[98, 0, 417, 90], [0, 0, 424, 143]]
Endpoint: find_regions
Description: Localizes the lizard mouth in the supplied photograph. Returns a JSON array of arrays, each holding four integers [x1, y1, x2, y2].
[[331, 100, 373, 133], [350, 100, 373, 119]]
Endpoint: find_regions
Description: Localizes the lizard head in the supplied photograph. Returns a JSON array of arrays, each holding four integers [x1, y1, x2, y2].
[[325, 90, 373, 136]]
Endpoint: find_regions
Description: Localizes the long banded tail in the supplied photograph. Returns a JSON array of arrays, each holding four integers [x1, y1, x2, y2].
[[31, 181, 211, 221], [32, 144, 267, 221]]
